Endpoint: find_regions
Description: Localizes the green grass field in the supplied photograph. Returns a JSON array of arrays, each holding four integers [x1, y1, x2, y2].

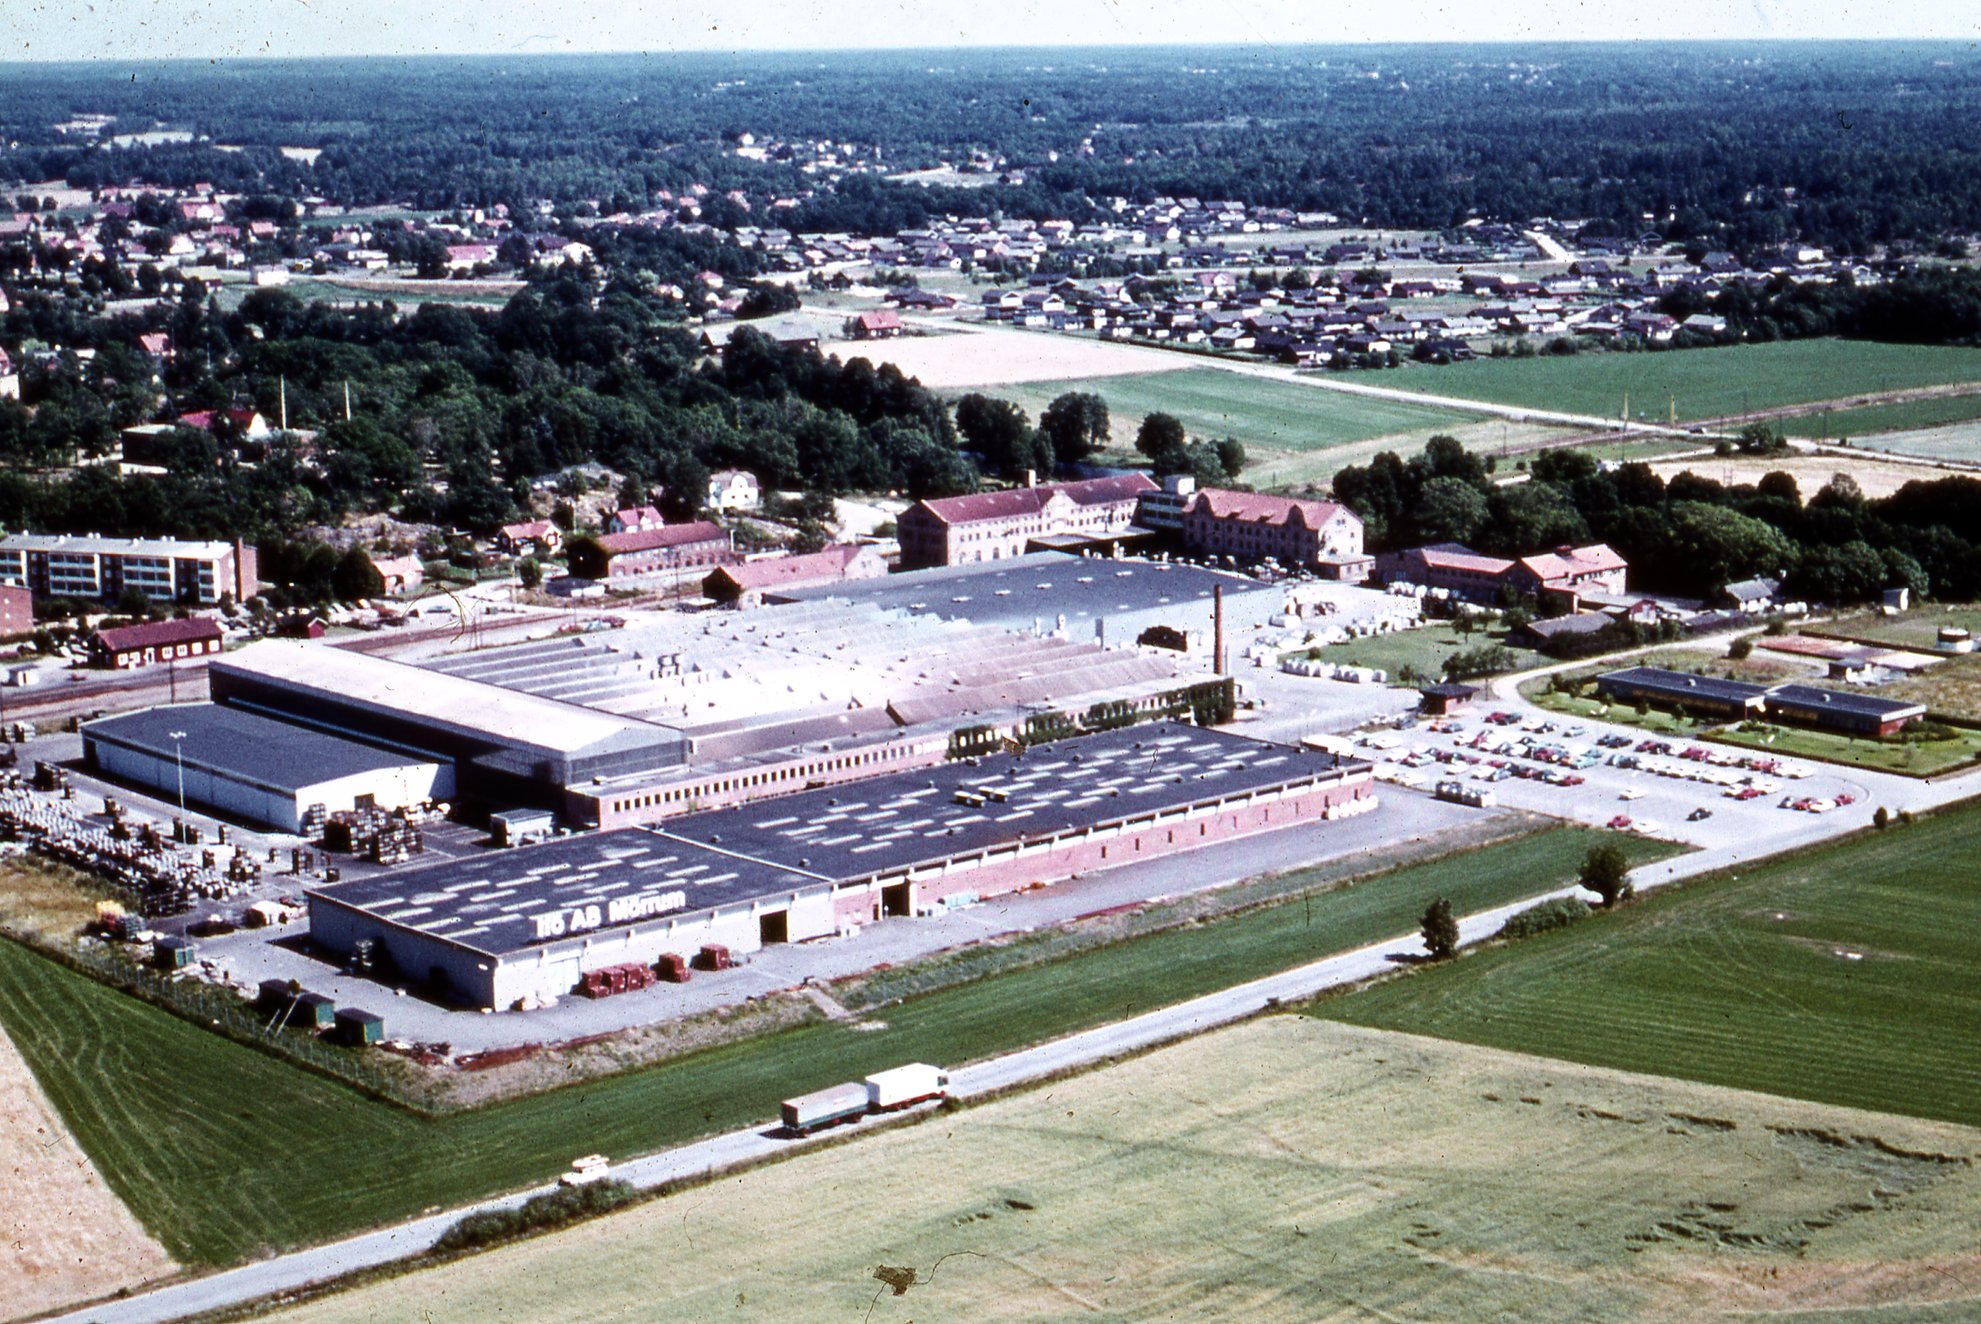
[[984, 367, 1470, 453], [1317, 798, 1981, 1127], [267, 1017, 1981, 1324], [1782, 392, 1981, 443], [1305, 621, 1547, 682], [0, 828, 1672, 1264], [1391, 340, 1981, 422], [1710, 721, 1981, 777]]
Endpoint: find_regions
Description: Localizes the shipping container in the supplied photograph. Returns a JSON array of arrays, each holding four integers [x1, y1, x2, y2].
[[864, 1063, 950, 1112], [781, 1082, 871, 1136]]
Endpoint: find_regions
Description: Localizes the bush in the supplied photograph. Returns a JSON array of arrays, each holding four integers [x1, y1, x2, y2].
[[1728, 638, 1753, 661], [1873, 806, 1890, 830], [1497, 895, 1592, 940], [1420, 897, 1459, 961], [433, 1179, 639, 1255]]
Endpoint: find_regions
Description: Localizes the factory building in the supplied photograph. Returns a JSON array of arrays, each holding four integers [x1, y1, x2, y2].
[[82, 703, 448, 833], [307, 723, 1377, 1010], [208, 641, 686, 807]]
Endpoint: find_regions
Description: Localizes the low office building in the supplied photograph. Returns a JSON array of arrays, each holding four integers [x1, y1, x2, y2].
[[897, 475, 1156, 568], [1765, 684, 1926, 737], [309, 723, 1376, 1010], [87, 617, 224, 670], [83, 703, 447, 832], [1380, 541, 1628, 603], [0, 533, 256, 605], [1594, 666, 1770, 719]]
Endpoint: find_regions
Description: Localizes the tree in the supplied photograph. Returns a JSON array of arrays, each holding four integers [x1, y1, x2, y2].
[[516, 556, 543, 590], [1414, 475, 1490, 545], [331, 546, 385, 602], [1578, 843, 1633, 907], [1038, 392, 1110, 465], [1420, 898, 1459, 961], [954, 393, 1043, 478], [1135, 412, 1189, 472]]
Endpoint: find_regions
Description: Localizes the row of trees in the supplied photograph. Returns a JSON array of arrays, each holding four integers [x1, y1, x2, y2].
[[1333, 434, 1981, 606]]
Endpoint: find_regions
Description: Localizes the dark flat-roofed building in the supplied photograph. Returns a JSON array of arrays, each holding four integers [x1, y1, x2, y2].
[[1764, 684, 1926, 737], [1594, 666, 1770, 719], [84, 702, 447, 832], [309, 723, 1378, 1010]]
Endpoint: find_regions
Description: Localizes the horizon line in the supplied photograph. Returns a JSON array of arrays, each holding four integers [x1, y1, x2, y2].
[[3, 34, 1977, 68]]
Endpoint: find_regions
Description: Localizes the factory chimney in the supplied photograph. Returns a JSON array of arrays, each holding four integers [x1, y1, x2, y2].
[[1213, 585, 1227, 674]]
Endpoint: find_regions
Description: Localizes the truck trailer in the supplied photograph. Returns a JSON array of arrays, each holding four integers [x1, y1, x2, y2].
[[781, 1081, 872, 1136], [865, 1063, 949, 1112]]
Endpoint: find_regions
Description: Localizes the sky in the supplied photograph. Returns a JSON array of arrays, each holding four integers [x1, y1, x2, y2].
[[6, 0, 1978, 62]]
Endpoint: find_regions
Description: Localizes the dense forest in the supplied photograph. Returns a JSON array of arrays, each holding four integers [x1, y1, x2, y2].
[[1333, 435, 1981, 607], [4, 44, 1981, 250]]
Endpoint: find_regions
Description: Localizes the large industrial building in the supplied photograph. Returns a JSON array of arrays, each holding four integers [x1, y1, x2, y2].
[[82, 703, 448, 832], [208, 641, 687, 805], [306, 723, 1377, 1010]]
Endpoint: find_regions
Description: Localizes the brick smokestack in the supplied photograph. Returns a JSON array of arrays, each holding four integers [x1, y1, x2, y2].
[[1213, 584, 1226, 674]]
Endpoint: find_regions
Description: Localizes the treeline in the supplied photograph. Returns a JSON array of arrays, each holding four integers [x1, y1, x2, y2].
[[1662, 267, 1981, 347], [7, 45, 1981, 248], [0, 280, 977, 551], [1335, 435, 1981, 605]]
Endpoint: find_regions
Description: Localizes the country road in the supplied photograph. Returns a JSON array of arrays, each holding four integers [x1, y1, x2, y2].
[[42, 746, 1981, 1324]]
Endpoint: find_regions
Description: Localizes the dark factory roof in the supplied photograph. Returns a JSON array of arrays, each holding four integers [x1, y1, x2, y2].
[[83, 703, 434, 795], [655, 721, 1362, 884]]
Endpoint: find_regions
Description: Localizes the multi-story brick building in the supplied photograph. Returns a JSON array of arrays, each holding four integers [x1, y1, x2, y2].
[[0, 534, 256, 605], [572, 522, 737, 581], [1178, 488, 1369, 578], [897, 474, 1156, 568]]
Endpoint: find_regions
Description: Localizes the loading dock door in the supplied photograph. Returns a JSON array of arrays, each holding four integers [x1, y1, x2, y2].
[[759, 909, 789, 945], [882, 882, 913, 917]]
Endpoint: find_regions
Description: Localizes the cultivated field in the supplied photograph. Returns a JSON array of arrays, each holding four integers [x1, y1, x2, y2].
[[1648, 450, 1951, 501], [268, 1017, 1981, 1324], [0, 829, 1670, 1264], [851, 323, 1183, 388], [0, 1018, 174, 1322], [1782, 394, 1981, 446], [1391, 340, 1981, 422], [1321, 797, 1981, 1127], [983, 367, 1469, 453]]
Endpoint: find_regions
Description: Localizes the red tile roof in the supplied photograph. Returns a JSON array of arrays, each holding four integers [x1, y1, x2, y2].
[[1186, 488, 1346, 528], [1518, 543, 1627, 582], [913, 474, 1156, 526], [93, 617, 222, 653], [598, 521, 728, 554], [708, 544, 874, 590]]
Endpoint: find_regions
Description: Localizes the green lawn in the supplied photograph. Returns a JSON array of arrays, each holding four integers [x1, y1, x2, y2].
[[1315, 797, 1981, 1127], [0, 828, 1672, 1265], [1303, 621, 1547, 683], [1711, 721, 1981, 777], [982, 367, 1470, 454], [1391, 340, 1981, 422], [1822, 605, 1981, 651]]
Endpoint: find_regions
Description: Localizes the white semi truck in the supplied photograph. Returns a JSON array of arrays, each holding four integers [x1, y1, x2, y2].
[[780, 1063, 950, 1137]]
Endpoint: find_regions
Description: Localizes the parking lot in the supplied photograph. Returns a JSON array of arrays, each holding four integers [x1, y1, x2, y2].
[[1354, 701, 1908, 856]]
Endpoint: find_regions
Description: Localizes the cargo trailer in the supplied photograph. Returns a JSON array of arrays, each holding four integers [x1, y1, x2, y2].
[[781, 1082, 871, 1137], [864, 1063, 949, 1112]]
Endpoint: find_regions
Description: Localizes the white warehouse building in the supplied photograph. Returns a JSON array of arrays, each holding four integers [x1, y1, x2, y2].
[[82, 703, 449, 833]]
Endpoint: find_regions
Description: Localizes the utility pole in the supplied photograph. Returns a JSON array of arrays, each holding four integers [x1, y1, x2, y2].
[[169, 729, 187, 815]]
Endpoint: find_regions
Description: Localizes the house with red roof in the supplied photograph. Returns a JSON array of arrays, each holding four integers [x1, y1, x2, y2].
[[896, 474, 1157, 568], [1179, 488, 1368, 578], [87, 616, 223, 670], [605, 505, 666, 535], [851, 308, 904, 339], [1509, 544, 1628, 599], [495, 519, 562, 557], [703, 543, 887, 607], [1377, 540, 1627, 603]]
